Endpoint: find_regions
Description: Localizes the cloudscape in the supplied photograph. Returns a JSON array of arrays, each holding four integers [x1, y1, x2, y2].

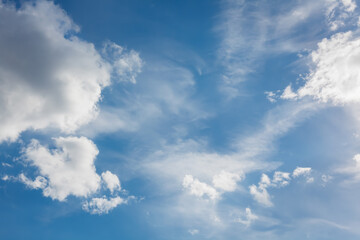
[[1, 0, 360, 239]]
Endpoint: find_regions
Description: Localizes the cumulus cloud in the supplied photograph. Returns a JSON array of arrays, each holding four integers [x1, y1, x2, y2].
[[281, 85, 298, 100], [250, 167, 312, 207], [21, 136, 123, 204], [249, 174, 273, 207], [101, 170, 121, 194], [249, 184, 273, 207], [272, 171, 291, 187], [182, 175, 219, 200], [22, 136, 101, 201], [0, 1, 141, 142], [326, 0, 358, 31], [182, 170, 244, 200], [283, 32, 360, 105], [212, 170, 243, 192], [82, 196, 125, 215], [293, 167, 312, 177]]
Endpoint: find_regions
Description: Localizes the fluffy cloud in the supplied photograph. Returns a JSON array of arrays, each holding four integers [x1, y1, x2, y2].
[[82, 196, 125, 215], [21, 136, 123, 203], [249, 174, 273, 207], [182, 175, 219, 200], [250, 168, 312, 207], [212, 170, 243, 192], [272, 171, 291, 187], [22, 136, 101, 201], [101, 171, 121, 194], [0, 1, 141, 142], [182, 170, 244, 200], [293, 167, 312, 177], [284, 32, 360, 105]]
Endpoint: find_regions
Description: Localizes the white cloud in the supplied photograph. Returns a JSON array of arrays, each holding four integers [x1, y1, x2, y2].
[[284, 32, 360, 105], [249, 173, 274, 207], [102, 42, 143, 84], [0, 1, 141, 142], [212, 170, 243, 192], [82, 196, 125, 215], [78, 62, 206, 138], [183, 175, 219, 200], [272, 171, 291, 187], [22, 136, 101, 201], [265, 91, 277, 103], [236, 208, 258, 227], [101, 170, 121, 194], [249, 184, 273, 207], [326, 0, 358, 31], [20, 136, 126, 213], [293, 167, 314, 183], [293, 167, 312, 177], [281, 85, 298, 100], [341, 0, 357, 12], [19, 173, 47, 190]]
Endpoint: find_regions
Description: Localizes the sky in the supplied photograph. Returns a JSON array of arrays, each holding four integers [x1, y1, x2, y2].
[[1, 0, 360, 239]]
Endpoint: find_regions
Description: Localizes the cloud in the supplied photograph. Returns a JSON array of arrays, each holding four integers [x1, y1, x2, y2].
[[18, 173, 47, 189], [283, 31, 360, 105], [235, 208, 258, 227], [216, 0, 339, 97], [265, 91, 277, 103], [182, 175, 219, 200], [293, 167, 312, 177], [212, 170, 243, 192], [281, 85, 298, 100], [326, 0, 358, 31], [182, 170, 244, 200], [102, 42, 143, 84], [22, 136, 101, 201], [272, 171, 291, 187], [21, 136, 124, 203], [293, 167, 314, 183], [249, 174, 273, 207], [101, 171, 121, 194], [0, 1, 141, 142], [250, 167, 312, 206], [78, 62, 206, 137], [341, 0, 357, 12], [82, 196, 126, 215]]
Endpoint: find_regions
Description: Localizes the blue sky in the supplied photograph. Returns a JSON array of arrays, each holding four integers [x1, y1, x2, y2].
[[1, 0, 360, 239]]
